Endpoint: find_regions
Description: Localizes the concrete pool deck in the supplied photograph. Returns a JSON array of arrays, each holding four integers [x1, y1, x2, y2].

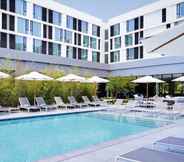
[[0, 107, 184, 162]]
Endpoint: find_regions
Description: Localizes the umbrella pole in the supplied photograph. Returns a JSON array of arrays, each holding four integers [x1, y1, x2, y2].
[[146, 83, 149, 98]]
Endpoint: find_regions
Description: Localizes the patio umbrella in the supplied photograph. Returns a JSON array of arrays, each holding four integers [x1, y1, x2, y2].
[[15, 71, 54, 104], [85, 76, 109, 84], [172, 76, 184, 94], [84, 76, 109, 96], [0, 71, 10, 79], [56, 74, 85, 82], [132, 76, 165, 98], [56, 74, 86, 95]]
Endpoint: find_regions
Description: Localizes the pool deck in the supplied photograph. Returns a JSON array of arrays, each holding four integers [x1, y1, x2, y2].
[[1, 107, 184, 162], [0, 107, 107, 121]]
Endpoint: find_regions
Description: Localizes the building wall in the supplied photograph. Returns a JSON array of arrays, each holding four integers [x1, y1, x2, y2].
[[107, 0, 184, 64], [0, 0, 184, 74], [0, 0, 105, 65]]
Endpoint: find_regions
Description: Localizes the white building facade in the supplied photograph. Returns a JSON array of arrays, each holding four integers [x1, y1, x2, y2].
[[107, 0, 184, 63], [0, 0, 183, 69]]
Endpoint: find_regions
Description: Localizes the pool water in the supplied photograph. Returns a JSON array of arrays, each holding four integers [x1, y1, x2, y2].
[[0, 112, 169, 162]]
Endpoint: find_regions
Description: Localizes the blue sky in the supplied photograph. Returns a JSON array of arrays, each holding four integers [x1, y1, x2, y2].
[[57, 0, 157, 21]]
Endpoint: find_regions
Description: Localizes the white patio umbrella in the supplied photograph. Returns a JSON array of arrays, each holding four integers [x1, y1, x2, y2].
[[0, 71, 10, 79], [84, 76, 109, 96], [15, 71, 54, 81], [172, 76, 184, 94], [56, 74, 85, 82], [172, 76, 184, 82], [56, 74, 86, 95], [132, 76, 165, 98], [15, 72, 54, 104], [85, 76, 109, 83]]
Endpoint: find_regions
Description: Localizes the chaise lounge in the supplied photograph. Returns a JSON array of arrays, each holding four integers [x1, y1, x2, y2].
[[19, 97, 40, 112], [35, 97, 57, 111], [54, 97, 75, 109], [116, 147, 184, 162], [82, 96, 100, 107]]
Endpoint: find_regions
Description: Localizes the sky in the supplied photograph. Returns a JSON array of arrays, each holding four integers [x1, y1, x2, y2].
[[56, 0, 157, 21]]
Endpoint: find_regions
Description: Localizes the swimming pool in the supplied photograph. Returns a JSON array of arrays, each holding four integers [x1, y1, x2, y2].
[[0, 112, 170, 162]]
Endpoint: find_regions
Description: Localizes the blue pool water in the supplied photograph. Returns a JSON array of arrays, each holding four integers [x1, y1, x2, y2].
[[0, 112, 169, 162]]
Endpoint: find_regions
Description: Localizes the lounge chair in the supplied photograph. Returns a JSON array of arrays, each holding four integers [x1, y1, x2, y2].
[[155, 137, 184, 153], [35, 97, 57, 111], [82, 96, 100, 106], [19, 97, 40, 112], [68, 96, 88, 108], [92, 96, 107, 106], [54, 97, 75, 109], [115, 147, 184, 162]]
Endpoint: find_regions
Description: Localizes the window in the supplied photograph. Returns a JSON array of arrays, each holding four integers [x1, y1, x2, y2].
[[55, 28, 63, 42], [105, 42, 109, 52], [177, 2, 184, 18], [127, 47, 139, 60], [110, 24, 120, 37], [48, 10, 53, 24], [1, 0, 7, 10], [92, 25, 100, 37], [135, 32, 139, 45], [140, 16, 144, 28], [125, 34, 133, 46], [43, 24, 47, 38], [105, 54, 108, 64], [105, 30, 109, 40], [78, 20, 82, 32], [16, 0, 27, 15], [98, 39, 101, 50], [110, 39, 113, 50], [42, 41, 47, 54], [78, 49, 88, 60], [166, 23, 171, 29], [66, 16, 73, 29], [17, 17, 28, 34], [9, 15, 15, 31], [83, 35, 89, 48], [90, 37, 97, 49], [92, 51, 100, 63], [9, 34, 15, 49], [30, 21, 41, 37], [162, 8, 167, 23], [42, 7, 47, 22], [66, 16, 77, 30], [2, 13, 7, 29], [134, 17, 139, 30], [66, 46, 76, 59], [64, 30, 73, 44], [53, 11, 61, 25], [127, 19, 134, 32], [15, 35, 26, 51], [81, 21, 88, 33], [53, 43, 61, 56], [48, 26, 53, 39], [10, 0, 15, 12], [140, 46, 143, 58], [33, 39, 42, 54], [127, 48, 135, 60], [48, 42, 53, 55], [78, 34, 81, 46], [110, 51, 120, 63], [0, 32, 7, 48], [114, 37, 121, 49], [33, 4, 42, 20], [74, 33, 81, 45]]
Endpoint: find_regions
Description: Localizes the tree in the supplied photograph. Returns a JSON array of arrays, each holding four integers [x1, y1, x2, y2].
[[106, 76, 136, 98]]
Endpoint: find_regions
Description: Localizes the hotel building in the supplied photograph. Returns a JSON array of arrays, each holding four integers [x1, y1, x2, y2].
[[0, 0, 184, 78]]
